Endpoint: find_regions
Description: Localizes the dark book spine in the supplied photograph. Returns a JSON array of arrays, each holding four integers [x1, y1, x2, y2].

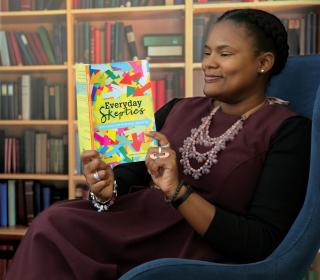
[[125, 25, 138, 60]]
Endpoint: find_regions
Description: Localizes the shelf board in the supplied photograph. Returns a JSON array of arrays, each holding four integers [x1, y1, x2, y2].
[[0, 174, 69, 180], [193, 63, 202, 69], [0, 65, 68, 72], [0, 120, 68, 126], [0, 10, 67, 24], [0, 226, 27, 238], [73, 174, 86, 181], [194, 1, 320, 14], [72, 5, 185, 20]]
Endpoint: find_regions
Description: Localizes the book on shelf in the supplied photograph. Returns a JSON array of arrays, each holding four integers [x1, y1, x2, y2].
[[143, 33, 184, 60], [75, 59, 157, 166], [0, 0, 64, 11], [73, 0, 183, 8], [0, 25, 66, 66]]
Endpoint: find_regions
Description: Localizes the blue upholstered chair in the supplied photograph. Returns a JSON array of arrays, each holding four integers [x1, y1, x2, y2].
[[119, 55, 320, 280]]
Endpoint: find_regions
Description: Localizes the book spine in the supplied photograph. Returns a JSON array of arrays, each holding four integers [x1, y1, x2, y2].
[[90, 26, 95, 63], [156, 79, 166, 110], [25, 32, 42, 64], [20, 0, 32, 10], [21, 75, 31, 120], [24, 180, 34, 226], [84, 22, 90, 64], [37, 26, 56, 64], [105, 22, 112, 62], [6, 32, 17, 65], [8, 31, 23, 65], [94, 27, 101, 64], [125, 25, 138, 60], [31, 32, 49, 64], [0, 31, 11, 66], [8, 180, 16, 227], [20, 32, 37, 65], [0, 182, 8, 227], [15, 32, 33, 65]]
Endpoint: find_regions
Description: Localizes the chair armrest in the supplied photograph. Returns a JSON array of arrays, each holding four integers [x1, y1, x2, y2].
[[119, 258, 274, 280]]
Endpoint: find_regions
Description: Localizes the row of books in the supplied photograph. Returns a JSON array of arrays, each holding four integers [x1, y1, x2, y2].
[[0, 180, 68, 227], [74, 21, 139, 63], [0, 0, 64, 11], [282, 12, 319, 56], [73, 0, 184, 8], [0, 24, 66, 66], [193, 0, 287, 2], [0, 77, 67, 120], [0, 130, 68, 174], [193, 11, 319, 63]]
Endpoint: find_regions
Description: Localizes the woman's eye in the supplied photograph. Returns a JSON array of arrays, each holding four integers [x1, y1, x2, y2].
[[221, 52, 232, 56], [203, 52, 210, 56]]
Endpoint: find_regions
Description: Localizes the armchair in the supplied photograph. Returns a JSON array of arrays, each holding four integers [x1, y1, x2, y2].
[[119, 55, 320, 280]]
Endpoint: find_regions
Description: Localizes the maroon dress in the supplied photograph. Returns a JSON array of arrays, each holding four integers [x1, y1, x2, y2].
[[7, 97, 297, 280]]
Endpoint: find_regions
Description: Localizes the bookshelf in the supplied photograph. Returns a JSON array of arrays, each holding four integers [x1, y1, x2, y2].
[[0, 0, 319, 239]]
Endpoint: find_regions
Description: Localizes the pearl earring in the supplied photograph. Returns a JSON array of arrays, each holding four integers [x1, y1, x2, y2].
[[260, 69, 265, 73]]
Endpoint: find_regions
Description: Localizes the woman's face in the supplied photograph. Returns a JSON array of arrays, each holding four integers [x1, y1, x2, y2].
[[202, 20, 263, 103]]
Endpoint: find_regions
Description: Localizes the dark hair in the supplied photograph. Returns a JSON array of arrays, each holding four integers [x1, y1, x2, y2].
[[211, 9, 289, 76]]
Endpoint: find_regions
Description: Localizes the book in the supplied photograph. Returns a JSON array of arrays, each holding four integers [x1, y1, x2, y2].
[[75, 59, 157, 166], [0, 182, 8, 227]]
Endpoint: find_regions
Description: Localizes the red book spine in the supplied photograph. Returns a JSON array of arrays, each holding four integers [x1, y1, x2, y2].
[[105, 22, 112, 63], [2, 0, 9, 11], [90, 26, 95, 63], [4, 138, 8, 173], [12, 138, 16, 173], [8, 138, 12, 173], [25, 32, 42, 65], [20, 0, 32, 10], [31, 32, 48, 64], [6, 32, 17, 65], [73, 0, 80, 9], [95, 28, 101, 64], [156, 80, 166, 111], [151, 80, 157, 111], [8, 31, 23, 65]]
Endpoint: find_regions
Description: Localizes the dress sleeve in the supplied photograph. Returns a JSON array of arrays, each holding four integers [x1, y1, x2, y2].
[[203, 116, 311, 263], [114, 98, 181, 196]]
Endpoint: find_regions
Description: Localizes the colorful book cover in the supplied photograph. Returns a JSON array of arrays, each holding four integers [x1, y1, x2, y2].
[[76, 59, 157, 167]]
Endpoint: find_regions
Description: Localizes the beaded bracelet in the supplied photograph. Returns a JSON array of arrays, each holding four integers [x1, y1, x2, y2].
[[164, 180, 185, 204], [171, 184, 193, 209], [89, 180, 118, 212]]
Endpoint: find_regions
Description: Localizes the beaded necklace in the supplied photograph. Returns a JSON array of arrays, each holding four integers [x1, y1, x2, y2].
[[179, 97, 288, 180]]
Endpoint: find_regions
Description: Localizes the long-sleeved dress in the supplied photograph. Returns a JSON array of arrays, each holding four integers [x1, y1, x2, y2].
[[6, 97, 311, 280]]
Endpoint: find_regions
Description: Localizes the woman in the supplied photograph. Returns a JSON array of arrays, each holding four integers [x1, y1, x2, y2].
[[7, 9, 311, 280]]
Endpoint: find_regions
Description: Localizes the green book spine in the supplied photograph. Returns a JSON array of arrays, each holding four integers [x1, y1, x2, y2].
[[8, 179, 16, 227], [143, 33, 184, 46], [37, 26, 56, 64], [84, 22, 90, 64]]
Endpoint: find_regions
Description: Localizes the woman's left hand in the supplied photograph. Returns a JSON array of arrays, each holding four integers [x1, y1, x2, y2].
[[145, 131, 180, 198]]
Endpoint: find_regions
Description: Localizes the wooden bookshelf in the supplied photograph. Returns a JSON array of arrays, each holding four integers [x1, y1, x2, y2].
[[1, 0, 320, 239]]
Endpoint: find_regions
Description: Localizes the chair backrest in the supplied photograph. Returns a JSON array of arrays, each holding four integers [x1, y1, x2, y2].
[[265, 55, 320, 279], [267, 55, 320, 119]]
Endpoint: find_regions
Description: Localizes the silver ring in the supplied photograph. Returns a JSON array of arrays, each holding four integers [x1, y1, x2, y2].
[[158, 146, 162, 154], [161, 143, 170, 148], [93, 171, 101, 181]]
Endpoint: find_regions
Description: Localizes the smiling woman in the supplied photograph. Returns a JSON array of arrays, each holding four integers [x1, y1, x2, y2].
[[6, 9, 311, 280]]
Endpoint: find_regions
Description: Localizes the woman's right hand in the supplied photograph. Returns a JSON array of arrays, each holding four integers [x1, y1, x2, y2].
[[81, 150, 115, 201]]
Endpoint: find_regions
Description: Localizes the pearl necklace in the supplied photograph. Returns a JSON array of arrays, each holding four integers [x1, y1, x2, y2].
[[179, 97, 286, 180]]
